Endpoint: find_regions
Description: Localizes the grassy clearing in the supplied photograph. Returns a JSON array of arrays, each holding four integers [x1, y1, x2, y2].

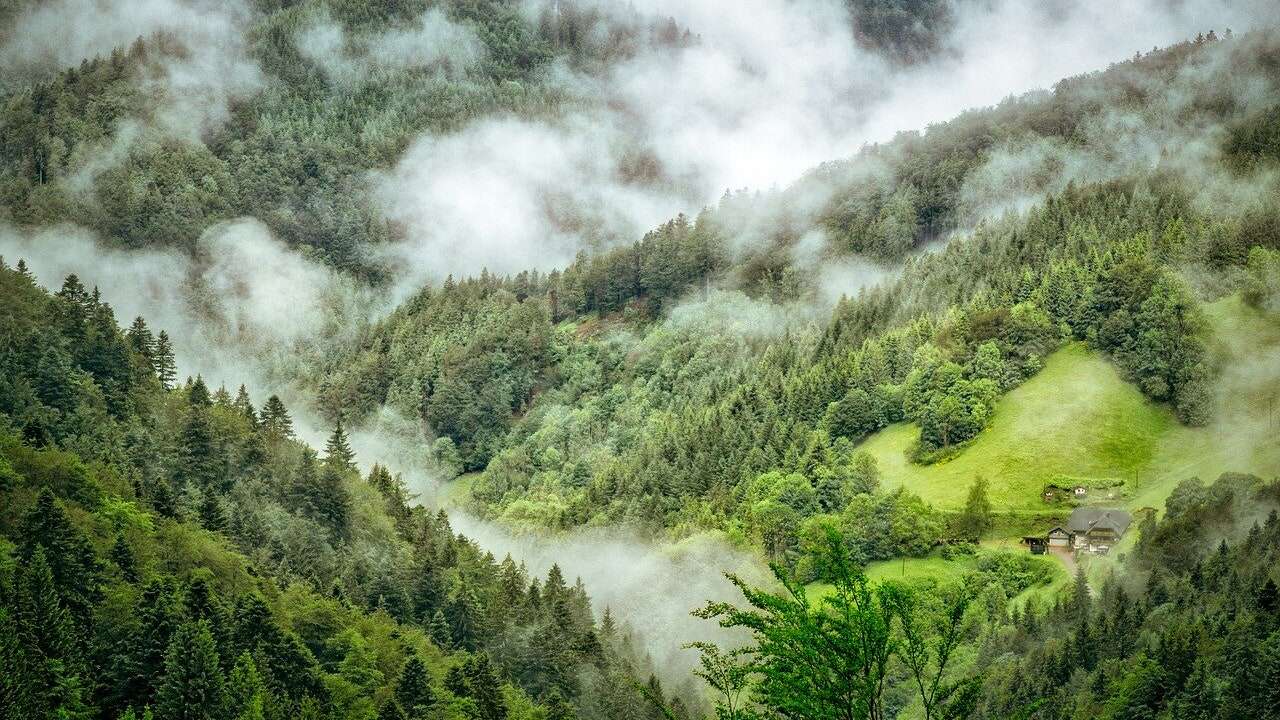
[[858, 295, 1280, 515], [808, 554, 976, 599]]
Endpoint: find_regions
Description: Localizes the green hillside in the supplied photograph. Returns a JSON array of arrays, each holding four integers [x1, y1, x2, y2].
[[862, 295, 1280, 515]]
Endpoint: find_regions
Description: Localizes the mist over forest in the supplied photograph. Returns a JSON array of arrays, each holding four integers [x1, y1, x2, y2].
[[2, 1, 1279, 719]]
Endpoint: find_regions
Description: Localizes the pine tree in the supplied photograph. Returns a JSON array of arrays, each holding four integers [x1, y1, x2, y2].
[[199, 490, 227, 532], [544, 690, 577, 720], [153, 331, 177, 389], [395, 653, 436, 718], [464, 653, 508, 720], [0, 606, 38, 718], [176, 405, 220, 493], [127, 316, 155, 363], [233, 385, 256, 423], [377, 699, 408, 720], [15, 546, 78, 672], [155, 620, 227, 720], [259, 396, 293, 439], [19, 489, 101, 623], [110, 531, 139, 583], [324, 419, 356, 472], [188, 376, 212, 407]]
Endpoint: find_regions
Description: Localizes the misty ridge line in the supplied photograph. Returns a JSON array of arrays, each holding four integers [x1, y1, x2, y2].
[[4, 0, 1273, 293], [2, 0, 1279, 694]]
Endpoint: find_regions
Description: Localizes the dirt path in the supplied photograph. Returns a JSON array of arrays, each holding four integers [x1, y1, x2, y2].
[[1049, 546, 1077, 577]]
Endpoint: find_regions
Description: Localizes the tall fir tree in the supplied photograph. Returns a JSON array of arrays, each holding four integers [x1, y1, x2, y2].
[[395, 653, 436, 718], [127, 316, 155, 363], [155, 620, 227, 720], [153, 331, 177, 390], [324, 419, 356, 472], [259, 395, 293, 439]]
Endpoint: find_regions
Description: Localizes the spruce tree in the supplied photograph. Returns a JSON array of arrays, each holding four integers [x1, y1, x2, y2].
[[464, 653, 507, 720], [188, 376, 212, 407], [127, 316, 155, 362], [259, 396, 293, 439], [19, 489, 101, 623], [377, 699, 408, 720], [110, 531, 139, 583], [176, 405, 219, 493], [15, 546, 77, 672], [153, 331, 177, 389], [324, 419, 356, 472], [233, 385, 256, 423], [227, 652, 268, 720], [395, 653, 436, 717], [155, 620, 227, 720]]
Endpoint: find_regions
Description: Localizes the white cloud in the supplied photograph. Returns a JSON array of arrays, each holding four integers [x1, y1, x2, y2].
[[0, 0, 263, 141]]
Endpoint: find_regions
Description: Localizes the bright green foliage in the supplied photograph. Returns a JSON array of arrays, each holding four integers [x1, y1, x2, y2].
[[954, 477, 993, 542], [695, 529, 973, 720]]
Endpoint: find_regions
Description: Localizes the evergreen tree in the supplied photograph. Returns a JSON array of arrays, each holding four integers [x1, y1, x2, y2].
[[377, 699, 409, 720], [259, 396, 293, 439], [227, 652, 268, 720], [176, 404, 220, 493], [395, 653, 436, 718], [233, 385, 256, 423], [155, 620, 227, 720], [19, 489, 101, 623], [127, 316, 155, 363], [14, 547, 78, 679], [463, 653, 508, 720], [153, 331, 177, 389], [187, 376, 212, 407], [324, 419, 356, 472], [110, 531, 139, 583]]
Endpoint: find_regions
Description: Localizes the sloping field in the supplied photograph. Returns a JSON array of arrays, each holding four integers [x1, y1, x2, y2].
[[859, 295, 1280, 515]]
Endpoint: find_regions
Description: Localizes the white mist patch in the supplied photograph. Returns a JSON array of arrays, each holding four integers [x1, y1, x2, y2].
[[379, 0, 1277, 282], [0, 219, 364, 392], [0, 0, 263, 141], [451, 514, 766, 678], [296, 7, 484, 85], [376, 115, 686, 282]]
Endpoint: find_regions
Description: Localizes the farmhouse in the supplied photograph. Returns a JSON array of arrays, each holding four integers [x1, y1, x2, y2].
[[1067, 508, 1132, 551]]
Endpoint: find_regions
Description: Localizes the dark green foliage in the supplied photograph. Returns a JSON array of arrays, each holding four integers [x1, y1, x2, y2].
[[259, 395, 293, 439], [324, 419, 356, 472], [395, 653, 436, 718], [0, 263, 673, 720], [153, 331, 177, 390], [155, 620, 227, 720], [18, 488, 101, 623]]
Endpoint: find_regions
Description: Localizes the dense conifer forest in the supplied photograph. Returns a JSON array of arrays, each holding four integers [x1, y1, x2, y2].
[[2, 1, 1278, 719]]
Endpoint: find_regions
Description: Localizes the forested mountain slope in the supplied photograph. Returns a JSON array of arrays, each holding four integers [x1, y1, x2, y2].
[[3, 3, 1280, 720], [303, 31, 1280, 575], [0, 262, 695, 720]]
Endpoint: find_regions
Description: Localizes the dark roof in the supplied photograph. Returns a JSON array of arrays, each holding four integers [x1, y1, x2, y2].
[[1067, 508, 1132, 536], [1046, 526, 1071, 536]]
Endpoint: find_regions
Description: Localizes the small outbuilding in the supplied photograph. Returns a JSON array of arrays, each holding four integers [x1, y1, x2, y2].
[[1022, 536, 1047, 554], [1047, 527, 1073, 547]]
